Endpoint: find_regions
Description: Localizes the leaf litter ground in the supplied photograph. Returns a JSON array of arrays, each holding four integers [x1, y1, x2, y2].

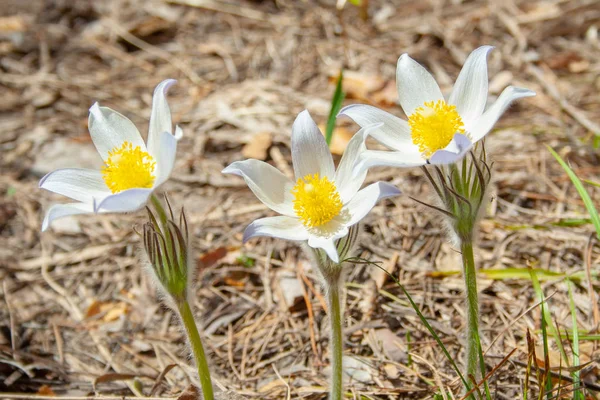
[[1, 0, 599, 398]]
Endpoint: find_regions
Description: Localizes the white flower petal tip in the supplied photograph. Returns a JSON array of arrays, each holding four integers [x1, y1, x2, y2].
[[148, 79, 178, 159], [42, 203, 94, 232], [337, 104, 414, 150], [174, 125, 183, 140], [221, 163, 239, 176], [221, 159, 295, 216], [396, 53, 444, 115], [429, 134, 473, 165], [308, 236, 340, 263], [509, 86, 536, 98], [242, 216, 308, 243], [94, 188, 153, 213], [291, 110, 335, 180], [468, 86, 536, 143], [39, 168, 110, 204], [448, 46, 496, 127], [155, 79, 177, 96]]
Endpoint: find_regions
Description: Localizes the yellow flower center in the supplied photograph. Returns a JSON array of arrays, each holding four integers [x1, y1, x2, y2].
[[101, 142, 156, 193], [292, 173, 343, 228], [408, 100, 465, 157]]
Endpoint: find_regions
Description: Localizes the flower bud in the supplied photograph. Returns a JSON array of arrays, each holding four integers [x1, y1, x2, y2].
[[142, 199, 191, 304], [421, 143, 492, 242]]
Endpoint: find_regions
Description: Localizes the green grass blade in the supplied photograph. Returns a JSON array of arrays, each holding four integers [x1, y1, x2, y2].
[[428, 267, 597, 282], [540, 305, 552, 400], [326, 70, 345, 146], [583, 179, 600, 188], [548, 146, 600, 239], [567, 280, 583, 400], [528, 267, 569, 365]]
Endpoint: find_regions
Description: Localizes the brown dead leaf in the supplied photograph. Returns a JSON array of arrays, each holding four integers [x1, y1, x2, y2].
[[371, 80, 398, 107], [130, 16, 173, 38], [329, 70, 386, 102], [103, 302, 129, 322], [94, 373, 139, 385], [0, 16, 29, 33], [371, 251, 398, 289], [36, 385, 55, 396], [85, 300, 102, 318], [383, 363, 400, 379], [199, 246, 229, 269], [371, 328, 406, 362], [85, 300, 129, 322], [177, 384, 199, 400], [534, 344, 565, 370], [545, 51, 584, 71], [568, 60, 589, 73], [242, 132, 272, 160]]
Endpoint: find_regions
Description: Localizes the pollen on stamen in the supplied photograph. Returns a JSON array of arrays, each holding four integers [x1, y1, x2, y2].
[[408, 100, 465, 157], [292, 173, 343, 228], [102, 142, 156, 193]]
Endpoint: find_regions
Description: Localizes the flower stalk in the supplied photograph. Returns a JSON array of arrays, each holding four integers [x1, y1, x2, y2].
[[460, 238, 480, 382], [327, 281, 343, 400], [309, 224, 359, 400], [178, 300, 214, 400], [143, 195, 214, 400], [420, 144, 491, 394]]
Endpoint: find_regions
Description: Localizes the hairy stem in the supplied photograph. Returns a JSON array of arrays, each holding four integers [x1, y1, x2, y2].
[[327, 280, 343, 400], [461, 239, 482, 384], [178, 301, 214, 400]]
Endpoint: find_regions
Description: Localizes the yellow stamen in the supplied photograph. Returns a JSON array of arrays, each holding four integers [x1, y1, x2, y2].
[[408, 100, 465, 157], [102, 142, 156, 193], [292, 173, 343, 228]]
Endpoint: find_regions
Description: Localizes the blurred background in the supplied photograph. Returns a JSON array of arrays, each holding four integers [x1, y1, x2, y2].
[[1, 0, 599, 398]]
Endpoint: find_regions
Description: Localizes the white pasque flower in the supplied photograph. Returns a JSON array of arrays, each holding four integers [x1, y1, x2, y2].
[[40, 79, 182, 231], [339, 45, 536, 169], [222, 110, 401, 263]]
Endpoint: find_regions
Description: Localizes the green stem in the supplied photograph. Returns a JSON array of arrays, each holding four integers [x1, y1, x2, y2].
[[460, 240, 482, 383], [178, 300, 214, 400], [327, 281, 343, 400]]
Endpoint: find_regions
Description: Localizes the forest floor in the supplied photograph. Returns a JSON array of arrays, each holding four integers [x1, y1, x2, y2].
[[1, 0, 600, 399]]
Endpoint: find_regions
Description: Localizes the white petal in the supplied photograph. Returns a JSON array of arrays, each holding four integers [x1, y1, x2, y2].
[[39, 168, 110, 204], [338, 104, 416, 151], [222, 160, 295, 216], [334, 124, 382, 203], [42, 202, 94, 232], [94, 188, 153, 213], [344, 182, 401, 226], [469, 86, 536, 142], [354, 149, 426, 177], [147, 79, 177, 158], [153, 131, 178, 187], [396, 54, 444, 116], [291, 110, 335, 180], [242, 216, 308, 243], [174, 125, 183, 140], [448, 46, 494, 128], [307, 235, 340, 263], [88, 103, 145, 161], [429, 134, 473, 165]]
